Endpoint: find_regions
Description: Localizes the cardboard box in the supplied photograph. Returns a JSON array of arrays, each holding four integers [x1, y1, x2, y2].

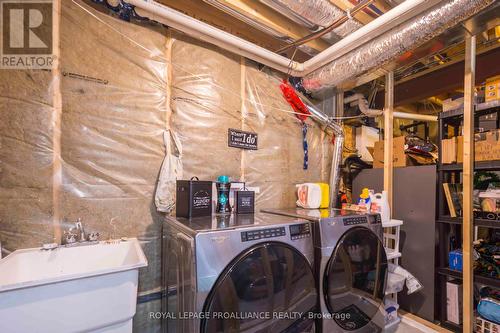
[[446, 280, 463, 325], [372, 136, 408, 168], [485, 75, 500, 102], [457, 136, 463, 163], [457, 130, 500, 163], [442, 137, 457, 164], [442, 97, 464, 112]]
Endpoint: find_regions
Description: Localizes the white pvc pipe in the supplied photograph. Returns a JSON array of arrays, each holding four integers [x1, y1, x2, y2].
[[394, 111, 438, 121], [127, 0, 295, 73], [344, 94, 438, 121], [126, 0, 441, 76]]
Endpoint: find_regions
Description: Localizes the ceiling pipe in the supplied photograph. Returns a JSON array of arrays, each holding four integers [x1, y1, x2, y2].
[[127, 0, 294, 73], [345, 93, 438, 121], [393, 112, 438, 122], [125, 0, 442, 76], [344, 93, 384, 117]]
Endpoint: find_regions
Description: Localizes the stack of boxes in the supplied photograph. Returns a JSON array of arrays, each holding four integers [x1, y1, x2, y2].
[[441, 129, 500, 164], [485, 75, 500, 103], [473, 130, 500, 162]]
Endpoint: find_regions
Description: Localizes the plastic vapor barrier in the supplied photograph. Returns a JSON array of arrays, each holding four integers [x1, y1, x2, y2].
[[170, 34, 331, 211]]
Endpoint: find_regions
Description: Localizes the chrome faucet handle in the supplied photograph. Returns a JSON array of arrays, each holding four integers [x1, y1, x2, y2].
[[87, 232, 100, 242], [41, 243, 59, 251], [63, 229, 78, 245]]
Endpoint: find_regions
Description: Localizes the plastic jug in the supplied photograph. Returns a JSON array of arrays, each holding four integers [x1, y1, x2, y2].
[[296, 183, 322, 209], [316, 183, 330, 209], [370, 190, 390, 223]]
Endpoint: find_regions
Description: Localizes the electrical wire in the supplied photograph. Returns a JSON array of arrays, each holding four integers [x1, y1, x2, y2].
[[276, 0, 374, 54]]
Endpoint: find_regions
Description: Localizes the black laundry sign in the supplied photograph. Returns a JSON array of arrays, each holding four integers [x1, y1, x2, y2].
[[228, 128, 258, 150]]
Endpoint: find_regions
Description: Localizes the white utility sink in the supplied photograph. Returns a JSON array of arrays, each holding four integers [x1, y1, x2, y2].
[[0, 238, 147, 333]]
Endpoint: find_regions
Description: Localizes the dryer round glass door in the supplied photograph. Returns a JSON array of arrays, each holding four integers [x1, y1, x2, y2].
[[324, 227, 388, 331], [201, 242, 317, 333]]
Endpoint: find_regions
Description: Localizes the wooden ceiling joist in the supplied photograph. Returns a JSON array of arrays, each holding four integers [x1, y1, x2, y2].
[[330, 0, 376, 25], [212, 0, 331, 52], [373, 46, 500, 107], [155, 0, 311, 60]]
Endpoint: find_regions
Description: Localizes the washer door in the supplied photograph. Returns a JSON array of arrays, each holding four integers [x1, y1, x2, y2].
[[201, 242, 317, 333], [323, 227, 387, 331]]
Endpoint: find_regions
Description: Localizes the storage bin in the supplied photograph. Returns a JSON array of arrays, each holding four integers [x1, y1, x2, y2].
[[176, 178, 213, 218], [479, 190, 500, 213], [449, 250, 463, 271], [385, 272, 405, 294], [475, 316, 499, 333]]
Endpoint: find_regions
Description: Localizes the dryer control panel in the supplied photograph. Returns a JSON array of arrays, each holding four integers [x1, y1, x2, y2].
[[368, 213, 382, 224], [289, 223, 311, 240], [241, 227, 285, 242], [343, 216, 369, 226]]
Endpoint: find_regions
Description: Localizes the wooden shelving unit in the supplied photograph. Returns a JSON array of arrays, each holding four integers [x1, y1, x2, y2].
[[436, 216, 500, 229], [436, 101, 500, 332]]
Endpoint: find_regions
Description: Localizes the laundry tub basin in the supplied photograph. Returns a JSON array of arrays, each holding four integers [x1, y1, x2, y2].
[[0, 238, 147, 333]]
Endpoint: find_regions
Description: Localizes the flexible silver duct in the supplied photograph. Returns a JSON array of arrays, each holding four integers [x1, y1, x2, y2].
[[304, 104, 344, 209], [328, 124, 344, 209], [302, 0, 495, 92], [260, 0, 363, 38]]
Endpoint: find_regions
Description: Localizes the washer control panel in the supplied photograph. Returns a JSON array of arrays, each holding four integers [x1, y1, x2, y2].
[[343, 216, 369, 226], [289, 223, 311, 240], [241, 227, 285, 242], [368, 213, 382, 224]]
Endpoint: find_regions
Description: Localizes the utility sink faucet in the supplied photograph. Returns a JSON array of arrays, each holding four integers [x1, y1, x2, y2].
[[75, 218, 86, 242], [61, 218, 99, 245]]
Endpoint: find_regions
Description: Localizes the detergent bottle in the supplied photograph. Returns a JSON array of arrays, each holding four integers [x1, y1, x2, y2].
[[358, 188, 372, 211], [370, 190, 390, 223], [216, 176, 232, 214]]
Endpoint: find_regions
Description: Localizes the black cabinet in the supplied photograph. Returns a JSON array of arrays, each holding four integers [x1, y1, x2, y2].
[[353, 165, 436, 322]]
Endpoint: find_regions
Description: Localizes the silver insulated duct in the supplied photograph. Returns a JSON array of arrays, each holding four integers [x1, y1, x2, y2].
[[260, 0, 363, 38], [303, 103, 344, 209], [302, 0, 495, 92]]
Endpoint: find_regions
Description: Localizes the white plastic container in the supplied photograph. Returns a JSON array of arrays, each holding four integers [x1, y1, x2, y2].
[[370, 191, 390, 223], [385, 272, 406, 294], [296, 183, 322, 209], [479, 190, 500, 213]]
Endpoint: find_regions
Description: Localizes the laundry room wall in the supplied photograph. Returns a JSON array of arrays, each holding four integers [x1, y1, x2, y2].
[[171, 34, 332, 211], [0, 1, 333, 332]]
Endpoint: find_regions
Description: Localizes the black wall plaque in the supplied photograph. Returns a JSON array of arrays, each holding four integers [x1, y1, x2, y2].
[[228, 128, 258, 150]]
